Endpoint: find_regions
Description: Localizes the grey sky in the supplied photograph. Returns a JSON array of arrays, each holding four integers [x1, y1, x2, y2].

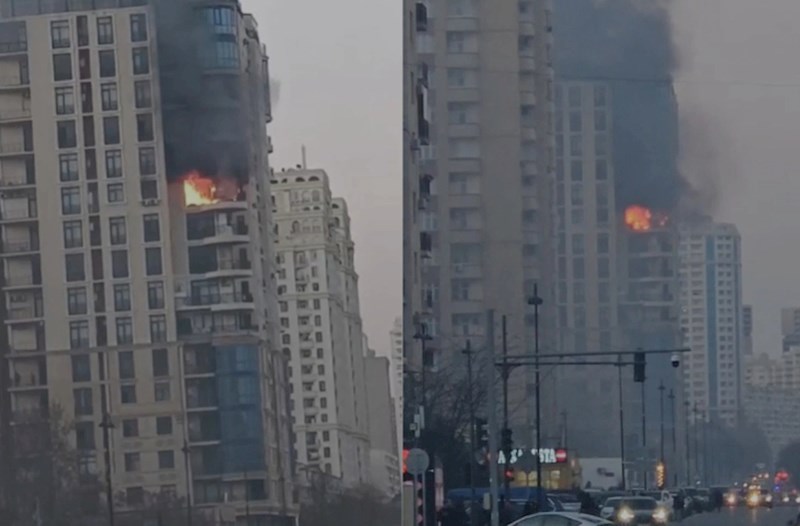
[[672, 0, 800, 355], [242, 1, 402, 352]]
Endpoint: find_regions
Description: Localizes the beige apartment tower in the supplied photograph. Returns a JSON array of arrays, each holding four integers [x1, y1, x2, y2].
[[412, 0, 557, 443], [0, 1, 298, 524]]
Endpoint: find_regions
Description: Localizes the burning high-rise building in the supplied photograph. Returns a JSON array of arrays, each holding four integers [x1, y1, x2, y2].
[[0, 1, 296, 523]]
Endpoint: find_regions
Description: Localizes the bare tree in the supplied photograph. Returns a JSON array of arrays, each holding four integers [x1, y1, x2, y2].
[[115, 490, 217, 526], [299, 478, 398, 526], [4, 405, 102, 525]]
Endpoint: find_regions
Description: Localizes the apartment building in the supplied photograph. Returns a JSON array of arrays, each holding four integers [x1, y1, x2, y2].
[[742, 305, 753, 356], [553, 81, 621, 456], [365, 347, 400, 497], [678, 221, 743, 427], [0, 2, 297, 524], [414, 0, 557, 442], [271, 168, 371, 487], [389, 317, 402, 452]]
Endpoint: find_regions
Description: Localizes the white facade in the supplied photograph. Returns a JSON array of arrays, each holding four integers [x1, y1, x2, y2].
[[365, 348, 400, 497], [0, 2, 298, 523], [678, 221, 743, 427], [389, 317, 403, 452], [272, 168, 371, 487]]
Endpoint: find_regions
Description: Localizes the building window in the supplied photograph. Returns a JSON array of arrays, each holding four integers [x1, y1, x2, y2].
[[122, 419, 138, 438], [150, 315, 167, 343], [68, 287, 88, 315], [120, 385, 137, 405], [152, 348, 168, 377], [145, 247, 162, 275], [53, 53, 73, 81], [118, 350, 135, 379], [158, 450, 174, 470], [124, 452, 140, 472], [116, 317, 133, 344], [75, 421, 95, 451], [103, 116, 120, 144], [69, 320, 90, 349], [63, 220, 83, 248], [65, 253, 85, 282], [99, 50, 116, 77], [156, 416, 172, 435], [130, 14, 148, 42], [147, 281, 164, 309], [57, 120, 77, 149], [97, 16, 114, 45], [109, 217, 126, 245], [55, 86, 74, 115], [59, 153, 79, 182], [136, 114, 154, 141], [141, 179, 158, 200], [113, 284, 131, 311], [105, 150, 123, 178], [73, 387, 93, 415], [71, 354, 91, 382], [100, 82, 118, 111], [126, 487, 143, 506], [51, 20, 71, 48], [132, 47, 150, 75], [154, 381, 171, 402], [139, 147, 156, 175], [107, 183, 124, 203], [134, 80, 151, 108], [111, 250, 129, 278], [143, 214, 160, 242]]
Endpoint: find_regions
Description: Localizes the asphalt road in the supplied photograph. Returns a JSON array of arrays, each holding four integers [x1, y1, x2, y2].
[[676, 506, 798, 525]]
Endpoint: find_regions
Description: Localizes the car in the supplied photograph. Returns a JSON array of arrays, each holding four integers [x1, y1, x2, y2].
[[551, 492, 582, 512], [745, 488, 773, 509], [600, 496, 669, 525], [510, 511, 615, 525]]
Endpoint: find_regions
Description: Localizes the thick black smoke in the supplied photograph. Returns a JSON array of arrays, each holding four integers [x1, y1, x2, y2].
[[554, 0, 695, 212], [153, 1, 251, 182]]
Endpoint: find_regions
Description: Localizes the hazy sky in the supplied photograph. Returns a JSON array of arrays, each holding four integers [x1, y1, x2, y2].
[[241, 0, 401, 353], [672, 0, 800, 355]]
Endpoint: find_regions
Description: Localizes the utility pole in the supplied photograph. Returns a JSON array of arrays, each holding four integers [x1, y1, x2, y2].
[[182, 441, 193, 526], [413, 326, 433, 451], [641, 374, 647, 490], [244, 470, 250, 525], [692, 403, 699, 485], [501, 315, 511, 498], [658, 381, 665, 463], [701, 411, 708, 485], [561, 411, 568, 450], [684, 401, 690, 486], [668, 389, 677, 487], [486, 310, 499, 526], [99, 412, 115, 526], [617, 354, 627, 490], [528, 284, 544, 508], [463, 340, 478, 526]]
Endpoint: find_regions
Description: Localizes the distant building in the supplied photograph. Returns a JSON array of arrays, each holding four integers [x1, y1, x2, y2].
[[742, 386, 800, 461], [781, 307, 800, 352], [742, 305, 753, 356], [272, 168, 371, 487], [365, 348, 400, 497], [678, 221, 743, 427], [389, 317, 403, 452]]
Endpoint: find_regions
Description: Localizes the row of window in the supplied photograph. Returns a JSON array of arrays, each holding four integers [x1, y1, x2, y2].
[[55, 80, 152, 117], [51, 13, 148, 50], [67, 280, 164, 316], [72, 347, 169, 383], [54, 47, 150, 83], [56, 112, 154, 150], [64, 246, 163, 282], [556, 159, 610, 182], [69, 313, 167, 349], [555, 85, 608, 109], [74, 380, 171, 417], [59, 147, 156, 184]]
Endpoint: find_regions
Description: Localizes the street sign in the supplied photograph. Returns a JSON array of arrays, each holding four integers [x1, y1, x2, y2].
[[406, 448, 430, 476]]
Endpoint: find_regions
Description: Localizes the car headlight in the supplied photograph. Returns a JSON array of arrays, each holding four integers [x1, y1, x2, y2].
[[783, 496, 789, 502], [748, 494, 759, 505], [653, 507, 668, 523], [726, 494, 736, 504], [766, 495, 773, 502], [618, 507, 635, 523], [795, 496, 800, 504]]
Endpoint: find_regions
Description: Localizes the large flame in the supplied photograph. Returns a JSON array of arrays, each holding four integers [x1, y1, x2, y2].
[[183, 171, 218, 206], [624, 205, 669, 232]]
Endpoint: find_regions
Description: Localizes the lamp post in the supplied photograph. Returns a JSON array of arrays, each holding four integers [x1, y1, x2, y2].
[[463, 340, 478, 526], [684, 401, 690, 486], [527, 284, 544, 508], [182, 441, 193, 526], [413, 325, 433, 450], [617, 354, 627, 490], [658, 381, 666, 463], [99, 412, 115, 526]]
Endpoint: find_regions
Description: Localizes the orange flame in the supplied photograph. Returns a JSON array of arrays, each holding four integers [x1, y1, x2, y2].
[[625, 205, 653, 232], [183, 171, 218, 206]]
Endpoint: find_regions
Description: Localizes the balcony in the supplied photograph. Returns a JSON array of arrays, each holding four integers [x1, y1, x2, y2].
[[0, 41, 27, 57], [6, 304, 43, 323], [187, 223, 250, 245], [0, 142, 30, 157], [4, 274, 41, 288], [418, 118, 430, 146], [0, 239, 38, 255], [0, 108, 30, 123], [191, 259, 253, 279], [0, 207, 36, 223], [176, 291, 254, 310]]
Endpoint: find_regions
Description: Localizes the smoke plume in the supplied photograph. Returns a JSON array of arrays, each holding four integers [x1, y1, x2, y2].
[[554, 0, 714, 214], [153, 1, 255, 182]]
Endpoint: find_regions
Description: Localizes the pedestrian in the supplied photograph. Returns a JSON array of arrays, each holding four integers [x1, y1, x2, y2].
[[578, 491, 598, 516], [711, 488, 723, 512]]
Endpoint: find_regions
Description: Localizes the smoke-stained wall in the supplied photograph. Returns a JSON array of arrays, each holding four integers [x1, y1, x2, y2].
[[554, 0, 682, 212]]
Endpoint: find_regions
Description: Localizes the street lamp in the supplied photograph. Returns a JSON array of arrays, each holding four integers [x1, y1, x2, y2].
[[99, 412, 115, 526], [527, 284, 544, 508], [412, 325, 433, 450], [182, 441, 193, 526]]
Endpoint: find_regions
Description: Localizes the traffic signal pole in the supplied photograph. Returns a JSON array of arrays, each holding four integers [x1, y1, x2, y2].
[[463, 340, 478, 526], [501, 316, 512, 498]]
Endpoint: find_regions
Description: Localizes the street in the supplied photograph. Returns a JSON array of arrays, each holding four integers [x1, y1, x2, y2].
[[677, 507, 798, 525]]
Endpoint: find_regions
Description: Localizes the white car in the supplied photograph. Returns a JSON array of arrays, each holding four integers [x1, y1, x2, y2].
[[510, 512, 614, 526]]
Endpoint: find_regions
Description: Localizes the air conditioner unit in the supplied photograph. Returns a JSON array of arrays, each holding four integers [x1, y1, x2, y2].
[[142, 198, 160, 207]]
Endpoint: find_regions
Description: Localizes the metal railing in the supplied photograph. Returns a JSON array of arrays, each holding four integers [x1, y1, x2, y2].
[[0, 41, 27, 54], [1, 239, 38, 253], [177, 292, 254, 307]]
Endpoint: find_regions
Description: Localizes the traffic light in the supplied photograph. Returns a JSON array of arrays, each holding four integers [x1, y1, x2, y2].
[[504, 467, 515, 483], [656, 461, 666, 490], [633, 352, 646, 383], [501, 427, 513, 453], [476, 417, 489, 449]]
